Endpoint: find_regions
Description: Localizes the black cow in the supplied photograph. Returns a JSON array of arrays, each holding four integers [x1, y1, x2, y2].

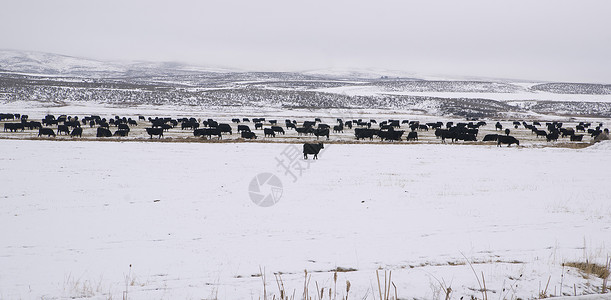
[[42, 119, 57, 126], [296, 127, 314, 136], [303, 121, 316, 128], [70, 127, 83, 137], [0, 113, 15, 121], [505, 128, 510, 136], [114, 130, 129, 137], [217, 123, 232, 134], [269, 120, 277, 125], [303, 142, 324, 159], [4, 123, 24, 132], [546, 132, 559, 142], [497, 135, 519, 147], [591, 129, 602, 138], [314, 128, 330, 140], [570, 134, 584, 141], [561, 128, 575, 137], [355, 128, 377, 140], [264, 128, 276, 137], [97, 127, 113, 137], [241, 131, 257, 139], [438, 129, 457, 143], [482, 134, 499, 142], [495, 122, 503, 130], [271, 126, 285, 135], [255, 122, 263, 130], [118, 124, 130, 132], [145, 127, 163, 139], [232, 118, 240, 123], [535, 130, 547, 138], [457, 133, 477, 142], [22, 121, 41, 130], [242, 118, 250, 122], [406, 131, 418, 141], [38, 128, 56, 137], [379, 130, 404, 141], [194, 128, 222, 139], [181, 121, 198, 130], [237, 125, 251, 133], [333, 124, 343, 133], [57, 125, 70, 135]]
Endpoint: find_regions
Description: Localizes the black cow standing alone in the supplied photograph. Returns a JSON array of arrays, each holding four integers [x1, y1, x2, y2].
[[303, 142, 324, 159]]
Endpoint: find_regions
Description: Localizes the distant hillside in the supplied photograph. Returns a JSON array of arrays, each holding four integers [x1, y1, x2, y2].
[[0, 49, 234, 77]]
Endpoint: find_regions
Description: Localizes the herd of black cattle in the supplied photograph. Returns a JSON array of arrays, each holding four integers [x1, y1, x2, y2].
[[1, 113, 609, 147]]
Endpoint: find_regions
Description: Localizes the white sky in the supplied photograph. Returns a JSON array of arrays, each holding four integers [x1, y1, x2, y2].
[[1, 0, 610, 82]]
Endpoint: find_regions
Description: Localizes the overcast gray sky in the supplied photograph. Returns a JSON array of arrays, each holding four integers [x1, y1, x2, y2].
[[2, 0, 610, 82]]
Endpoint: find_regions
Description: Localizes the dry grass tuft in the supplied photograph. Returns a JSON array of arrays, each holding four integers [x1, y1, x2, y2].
[[565, 261, 610, 279], [332, 267, 358, 273]]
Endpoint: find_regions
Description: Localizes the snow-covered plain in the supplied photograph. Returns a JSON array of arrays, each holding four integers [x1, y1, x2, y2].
[[313, 85, 611, 103], [1, 138, 610, 299]]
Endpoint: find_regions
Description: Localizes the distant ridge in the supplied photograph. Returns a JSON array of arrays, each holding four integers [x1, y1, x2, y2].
[[0, 49, 236, 77]]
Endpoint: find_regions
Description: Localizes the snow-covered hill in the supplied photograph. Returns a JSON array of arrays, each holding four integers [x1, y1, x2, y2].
[[0, 49, 235, 77], [0, 49, 127, 76]]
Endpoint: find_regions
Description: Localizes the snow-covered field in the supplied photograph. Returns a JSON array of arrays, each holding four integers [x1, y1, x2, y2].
[[1, 138, 610, 299], [314, 85, 611, 103]]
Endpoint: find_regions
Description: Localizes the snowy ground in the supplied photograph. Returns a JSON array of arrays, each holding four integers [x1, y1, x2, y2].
[[1, 137, 610, 299], [313, 86, 611, 103]]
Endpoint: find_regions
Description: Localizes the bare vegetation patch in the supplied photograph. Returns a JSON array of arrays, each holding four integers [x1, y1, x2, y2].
[[565, 261, 610, 279]]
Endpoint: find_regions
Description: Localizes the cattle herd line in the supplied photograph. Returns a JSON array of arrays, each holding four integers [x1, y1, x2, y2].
[[1, 112, 609, 148]]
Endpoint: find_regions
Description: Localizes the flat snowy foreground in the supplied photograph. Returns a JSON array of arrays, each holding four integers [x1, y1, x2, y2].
[[1, 140, 610, 299]]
